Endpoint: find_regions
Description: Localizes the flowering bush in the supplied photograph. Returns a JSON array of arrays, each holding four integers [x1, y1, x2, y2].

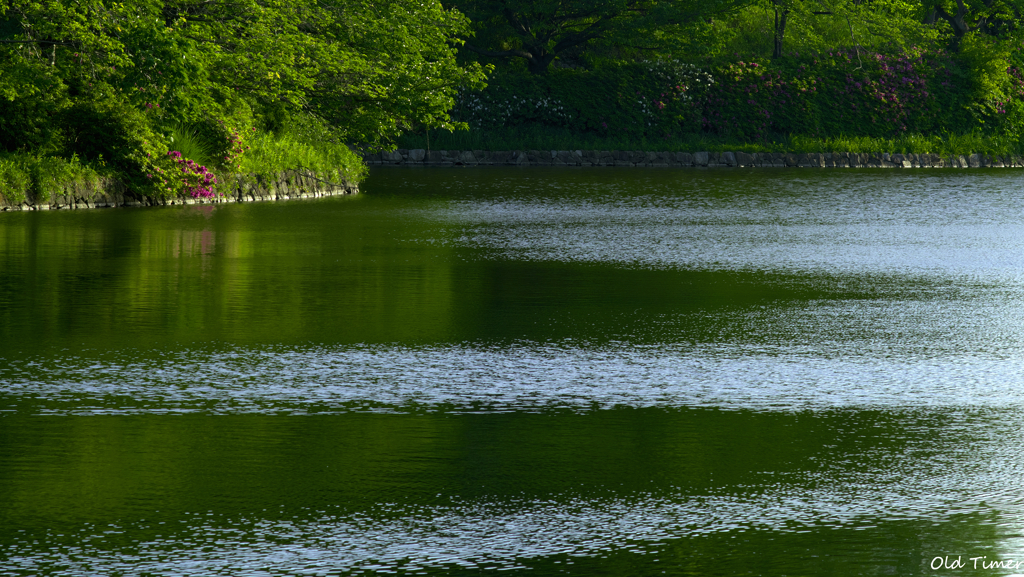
[[223, 128, 253, 172], [167, 151, 218, 198]]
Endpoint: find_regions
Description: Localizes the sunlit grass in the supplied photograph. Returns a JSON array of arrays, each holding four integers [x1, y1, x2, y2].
[[241, 130, 367, 184], [0, 152, 102, 205], [166, 124, 217, 168]]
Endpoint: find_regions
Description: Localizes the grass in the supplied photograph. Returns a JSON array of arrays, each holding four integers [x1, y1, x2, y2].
[[0, 152, 103, 205], [166, 123, 217, 168], [242, 129, 367, 185], [396, 125, 1024, 158]]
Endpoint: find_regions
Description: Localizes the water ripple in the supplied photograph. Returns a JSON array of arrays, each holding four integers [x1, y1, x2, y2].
[[5, 342, 1024, 415]]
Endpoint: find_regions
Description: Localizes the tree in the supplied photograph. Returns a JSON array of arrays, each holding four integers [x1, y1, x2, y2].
[[454, 0, 751, 74], [925, 0, 1022, 49], [0, 0, 487, 153]]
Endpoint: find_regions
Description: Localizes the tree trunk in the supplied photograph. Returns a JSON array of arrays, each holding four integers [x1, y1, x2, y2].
[[526, 50, 556, 75], [933, 1, 972, 51], [773, 4, 789, 58]]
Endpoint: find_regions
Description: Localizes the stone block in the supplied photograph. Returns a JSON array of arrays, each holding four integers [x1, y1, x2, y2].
[[735, 151, 754, 167], [408, 149, 426, 162], [676, 152, 693, 166], [802, 153, 825, 167], [722, 151, 737, 166], [693, 151, 709, 166]]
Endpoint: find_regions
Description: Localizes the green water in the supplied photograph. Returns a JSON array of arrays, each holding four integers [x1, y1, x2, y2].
[[3, 167, 1024, 576]]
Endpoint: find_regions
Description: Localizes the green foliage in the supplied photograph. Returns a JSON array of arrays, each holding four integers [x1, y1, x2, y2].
[[438, 41, 1024, 151], [304, 0, 489, 144], [699, 48, 1021, 139], [0, 0, 487, 199], [710, 0, 938, 60], [453, 48, 1021, 141], [0, 155, 32, 204], [954, 33, 1012, 104]]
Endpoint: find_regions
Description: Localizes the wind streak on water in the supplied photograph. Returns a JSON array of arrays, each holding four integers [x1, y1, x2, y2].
[[425, 199, 1024, 280], [0, 486, 1017, 576], [5, 341, 1024, 415]]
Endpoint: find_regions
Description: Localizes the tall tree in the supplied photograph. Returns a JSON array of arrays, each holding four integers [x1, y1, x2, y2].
[[454, 0, 751, 74]]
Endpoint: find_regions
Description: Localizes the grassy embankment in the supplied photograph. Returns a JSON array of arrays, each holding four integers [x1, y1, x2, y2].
[[0, 126, 366, 207]]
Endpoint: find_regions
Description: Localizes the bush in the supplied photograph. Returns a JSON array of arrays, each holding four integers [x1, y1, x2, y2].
[[452, 47, 1024, 144], [60, 92, 171, 196]]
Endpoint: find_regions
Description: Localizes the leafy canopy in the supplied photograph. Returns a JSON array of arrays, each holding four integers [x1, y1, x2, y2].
[[0, 0, 487, 154], [454, 0, 752, 74]]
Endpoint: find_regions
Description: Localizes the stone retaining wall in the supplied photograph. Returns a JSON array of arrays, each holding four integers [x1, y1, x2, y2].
[[366, 149, 1023, 168], [1, 169, 358, 211]]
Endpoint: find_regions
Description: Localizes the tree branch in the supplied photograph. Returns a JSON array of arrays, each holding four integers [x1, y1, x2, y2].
[[463, 42, 534, 60], [0, 39, 74, 45]]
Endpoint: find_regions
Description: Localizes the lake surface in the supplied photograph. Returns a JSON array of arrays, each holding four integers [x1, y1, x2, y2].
[[3, 167, 1024, 576]]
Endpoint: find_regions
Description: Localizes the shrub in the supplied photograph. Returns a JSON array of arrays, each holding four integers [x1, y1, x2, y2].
[[452, 47, 1024, 143], [453, 62, 715, 138]]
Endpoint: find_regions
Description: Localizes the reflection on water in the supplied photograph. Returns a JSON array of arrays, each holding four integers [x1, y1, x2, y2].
[[2, 409, 1023, 576], [3, 168, 1024, 576]]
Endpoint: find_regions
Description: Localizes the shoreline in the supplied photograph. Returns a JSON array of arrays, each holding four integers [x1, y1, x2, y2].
[[1, 169, 359, 212], [366, 149, 1023, 168]]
